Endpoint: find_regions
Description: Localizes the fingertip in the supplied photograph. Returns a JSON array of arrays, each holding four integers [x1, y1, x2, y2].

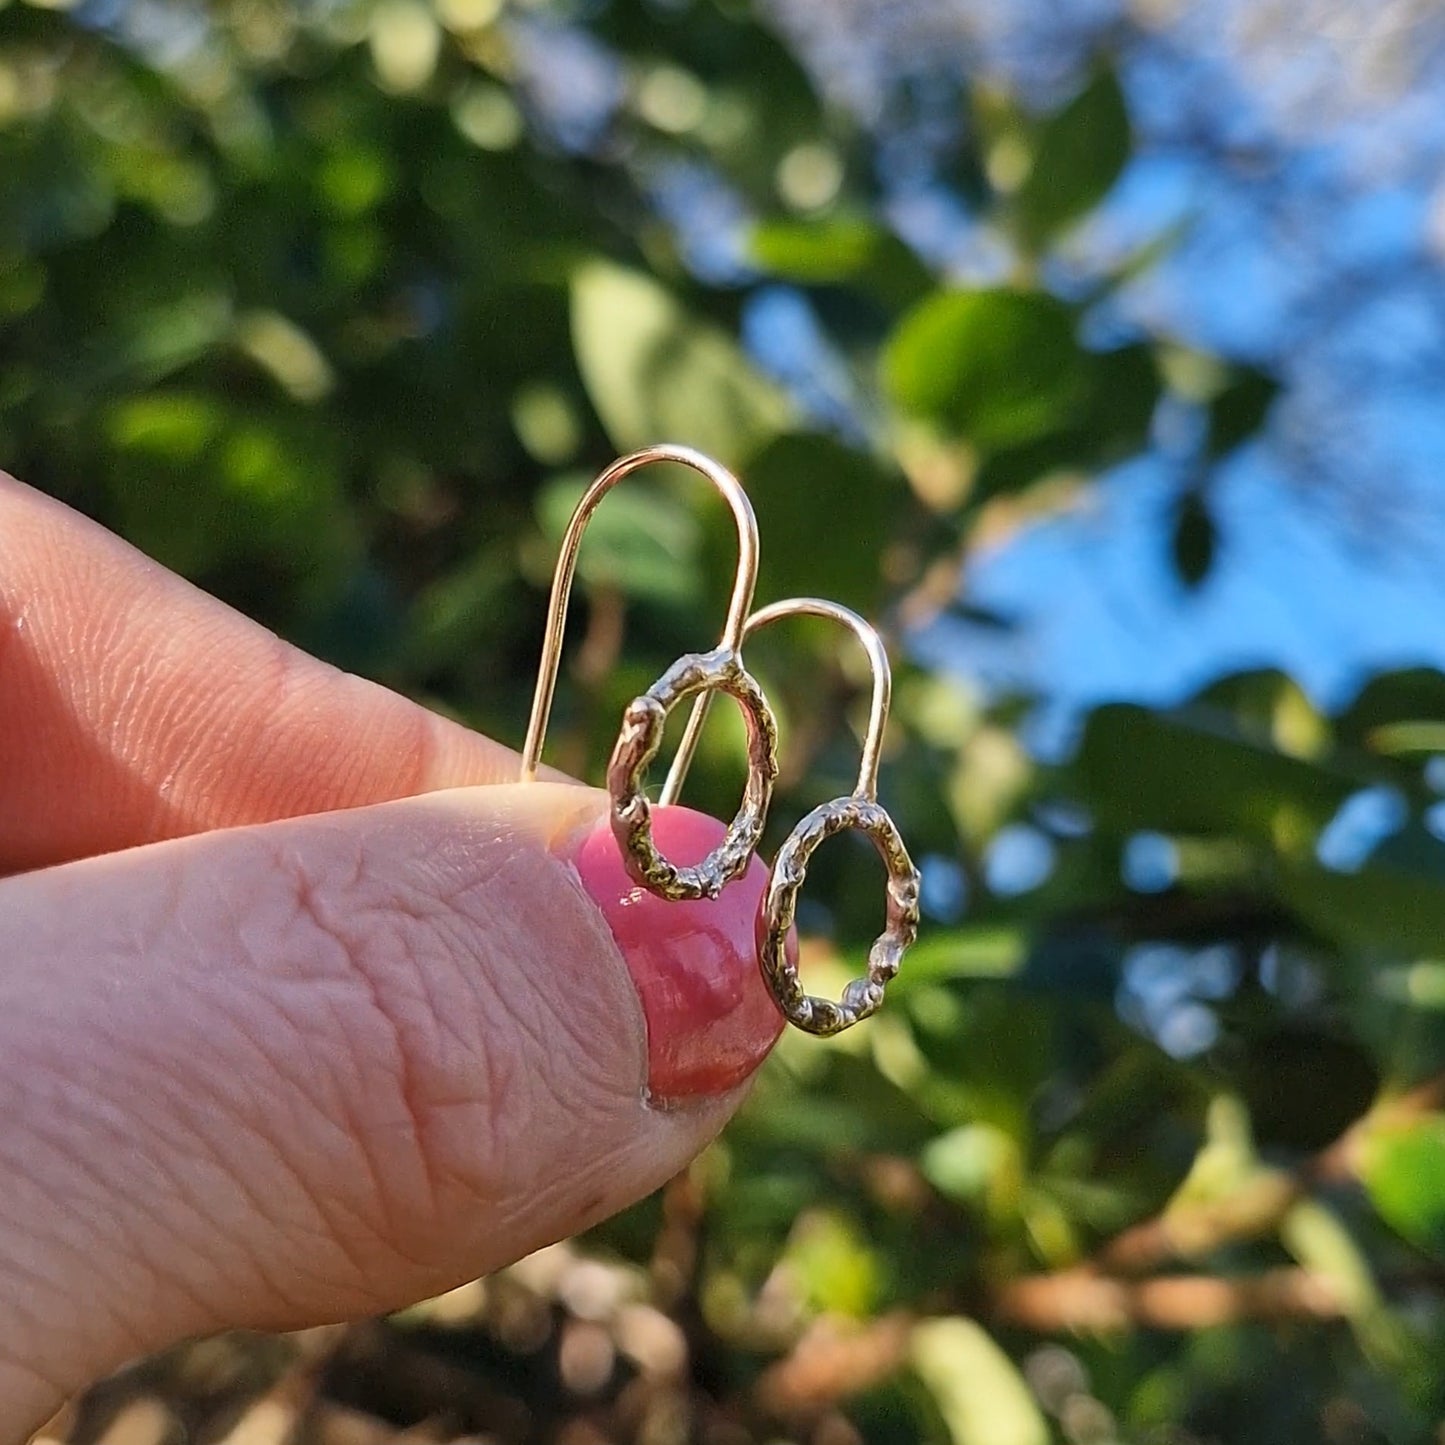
[[564, 806, 786, 1103]]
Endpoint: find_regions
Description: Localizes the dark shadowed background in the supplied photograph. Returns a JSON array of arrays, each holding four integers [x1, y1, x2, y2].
[[5, 0, 1445, 1440]]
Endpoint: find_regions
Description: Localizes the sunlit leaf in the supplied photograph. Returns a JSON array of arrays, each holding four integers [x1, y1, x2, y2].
[[974, 343, 1161, 498], [1335, 669, 1445, 753], [1363, 1115, 1445, 1261], [108, 292, 233, 386], [1282, 1199, 1379, 1311], [103, 393, 343, 578], [570, 260, 789, 465], [883, 289, 1087, 451], [536, 471, 703, 606], [922, 1123, 1024, 1220], [911, 1318, 1049, 1445], [750, 216, 933, 306], [785, 1209, 883, 1318], [887, 927, 1024, 990]]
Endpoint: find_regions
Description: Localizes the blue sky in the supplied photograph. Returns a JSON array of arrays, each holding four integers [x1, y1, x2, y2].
[[649, 0, 1445, 732], [880, 0, 1445, 730]]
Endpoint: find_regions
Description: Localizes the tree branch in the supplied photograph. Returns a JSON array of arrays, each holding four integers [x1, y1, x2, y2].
[[989, 1267, 1344, 1333], [1093, 1069, 1445, 1275]]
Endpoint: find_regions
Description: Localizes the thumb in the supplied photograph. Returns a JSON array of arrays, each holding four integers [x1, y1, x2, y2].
[[0, 783, 784, 1436]]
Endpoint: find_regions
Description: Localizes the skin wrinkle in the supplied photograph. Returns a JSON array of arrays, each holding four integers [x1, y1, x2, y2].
[[81, 956, 424, 1323], [67, 578, 187, 833], [0, 1213, 95, 1351], [273, 980, 437, 1283], [451, 875, 621, 1168], [0, 1085, 182, 1362], [0, 461, 775, 1432], [0, 1024, 201, 1285], [210, 639, 335, 824], [0, 784, 749, 1429], [62, 1104, 334, 1336], [151, 1007, 402, 1324], [384, 826, 598, 1173], [183, 983, 405, 1297], [233, 806, 640, 1271], [192, 998, 435, 1296], [423, 806, 657, 1209], [547, 838, 654, 1104], [277, 835, 483, 1235], [331, 803, 673, 1268], [4, 849, 412, 1328], [0, 1354, 68, 1417], [465, 839, 626, 1103], [10, 981, 326, 1336], [136, 628, 294, 833], [339, 908, 535, 1221], [216, 880, 454, 1282], [116, 1095, 325, 1317]]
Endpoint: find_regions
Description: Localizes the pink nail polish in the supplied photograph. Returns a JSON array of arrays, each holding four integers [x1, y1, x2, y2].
[[568, 806, 787, 1102]]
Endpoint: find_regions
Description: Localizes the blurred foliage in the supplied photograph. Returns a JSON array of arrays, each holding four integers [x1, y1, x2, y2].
[[5, 0, 1445, 1441]]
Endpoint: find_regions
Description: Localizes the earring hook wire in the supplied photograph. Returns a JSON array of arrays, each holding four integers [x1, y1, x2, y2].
[[664, 596, 892, 804], [520, 444, 761, 784]]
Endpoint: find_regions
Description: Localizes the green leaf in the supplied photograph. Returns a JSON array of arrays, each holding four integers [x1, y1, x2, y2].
[[1281, 1199, 1383, 1319], [734, 1053, 937, 1155], [887, 926, 1025, 991], [102, 292, 234, 389], [742, 431, 905, 611], [1207, 368, 1280, 456], [536, 471, 702, 606], [750, 216, 934, 306], [103, 393, 344, 578], [921, 1123, 1024, 1219], [1172, 489, 1216, 587], [405, 542, 518, 672], [1076, 703, 1355, 842], [883, 289, 1087, 451], [1278, 861, 1445, 958], [910, 1318, 1049, 1445], [1363, 1115, 1445, 1260], [751, 215, 883, 280], [1334, 668, 1445, 753], [570, 260, 789, 466], [1238, 1029, 1380, 1151], [784, 1209, 883, 1318], [1016, 68, 1132, 248], [973, 343, 1161, 499]]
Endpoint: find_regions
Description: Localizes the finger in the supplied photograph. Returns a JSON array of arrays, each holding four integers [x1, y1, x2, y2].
[[0, 786, 786, 1437], [0, 471, 539, 874]]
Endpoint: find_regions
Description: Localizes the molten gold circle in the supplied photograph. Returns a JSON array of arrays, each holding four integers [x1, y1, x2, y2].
[[758, 797, 920, 1035], [607, 647, 778, 901]]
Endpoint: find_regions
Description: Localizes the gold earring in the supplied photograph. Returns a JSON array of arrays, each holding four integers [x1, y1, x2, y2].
[[521, 444, 779, 901], [671, 597, 920, 1035]]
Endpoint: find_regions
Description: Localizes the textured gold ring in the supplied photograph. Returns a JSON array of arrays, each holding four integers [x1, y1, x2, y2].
[[757, 797, 921, 1036], [606, 646, 779, 901]]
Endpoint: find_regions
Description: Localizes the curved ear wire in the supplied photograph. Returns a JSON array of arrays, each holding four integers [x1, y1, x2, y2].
[[665, 596, 891, 803], [668, 596, 919, 1036], [520, 444, 761, 784], [522, 444, 778, 903]]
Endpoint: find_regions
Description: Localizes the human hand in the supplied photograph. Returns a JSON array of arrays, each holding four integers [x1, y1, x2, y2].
[[0, 473, 784, 1440]]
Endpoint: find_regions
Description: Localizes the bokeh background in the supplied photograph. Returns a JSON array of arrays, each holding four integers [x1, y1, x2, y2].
[[6, 0, 1445, 1440]]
